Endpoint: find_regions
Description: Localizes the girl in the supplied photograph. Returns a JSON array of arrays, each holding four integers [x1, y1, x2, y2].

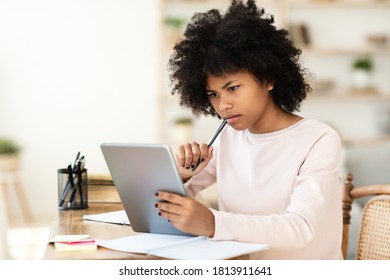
[[155, 0, 342, 260]]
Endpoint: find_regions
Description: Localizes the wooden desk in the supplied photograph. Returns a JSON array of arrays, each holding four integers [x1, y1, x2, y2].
[[44, 181, 163, 260], [44, 203, 162, 260], [44, 182, 249, 260]]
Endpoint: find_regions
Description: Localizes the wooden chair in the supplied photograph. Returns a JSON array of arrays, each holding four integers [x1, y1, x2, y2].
[[342, 173, 390, 260]]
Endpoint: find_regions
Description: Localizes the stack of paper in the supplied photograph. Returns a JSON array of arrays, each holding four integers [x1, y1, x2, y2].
[[83, 211, 268, 259], [49, 235, 97, 252]]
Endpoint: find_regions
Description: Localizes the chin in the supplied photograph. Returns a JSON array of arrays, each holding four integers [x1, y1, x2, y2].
[[229, 123, 247, 131]]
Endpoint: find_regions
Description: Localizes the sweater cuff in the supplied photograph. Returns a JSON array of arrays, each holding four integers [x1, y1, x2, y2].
[[183, 179, 196, 197], [207, 208, 224, 240]]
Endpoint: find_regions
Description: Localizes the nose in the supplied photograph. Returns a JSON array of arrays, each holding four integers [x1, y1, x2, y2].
[[218, 93, 233, 112]]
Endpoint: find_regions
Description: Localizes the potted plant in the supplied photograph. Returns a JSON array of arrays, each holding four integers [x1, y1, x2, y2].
[[163, 16, 187, 45], [351, 56, 374, 90], [173, 117, 194, 144], [0, 138, 21, 172]]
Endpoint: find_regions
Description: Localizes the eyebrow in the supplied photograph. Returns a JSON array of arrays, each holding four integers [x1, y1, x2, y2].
[[206, 80, 239, 93]]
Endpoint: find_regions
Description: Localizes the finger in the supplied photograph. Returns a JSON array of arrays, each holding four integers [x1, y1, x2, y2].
[[156, 201, 182, 215], [192, 146, 213, 171], [175, 154, 193, 182], [176, 145, 186, 168], [190, 142, 202, 168], [199, 143, 210, 163], [183, 143, 194, 169], [156, 191, 186, 205], [158, 209, 179, 223]]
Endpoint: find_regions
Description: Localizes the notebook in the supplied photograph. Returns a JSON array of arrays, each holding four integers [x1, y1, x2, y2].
[[96, 234, 268, 260], [83, 210, 130, 225], [100, 143, 193, 236]]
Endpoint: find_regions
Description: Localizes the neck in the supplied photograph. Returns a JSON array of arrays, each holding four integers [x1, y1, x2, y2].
[[250, 106, 302, 134]]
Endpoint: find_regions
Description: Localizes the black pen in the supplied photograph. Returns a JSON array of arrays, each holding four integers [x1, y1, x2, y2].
[[67, 166, 76, 208], [69, 156, 86, 207], [192, 119, 227, 171], [59, 164, 73, 207], [77, 156, 86, 206], [59, 152, 80, 207]]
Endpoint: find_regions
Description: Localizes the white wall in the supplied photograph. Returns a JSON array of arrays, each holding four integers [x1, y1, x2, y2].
[[1, 0, 390, 226], [0, 0, 160, 222], [162, 2, 390, 142]]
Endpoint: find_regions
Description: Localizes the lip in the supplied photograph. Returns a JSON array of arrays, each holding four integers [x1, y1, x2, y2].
[[224, 115, 241, 125]]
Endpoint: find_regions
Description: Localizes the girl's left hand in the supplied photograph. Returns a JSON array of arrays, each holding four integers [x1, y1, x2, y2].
[[155, 191, 215, 237]]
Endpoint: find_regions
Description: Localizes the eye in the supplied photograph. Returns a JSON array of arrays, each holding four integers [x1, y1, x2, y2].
[[207, 92, 219, 99], [228, 85, 239, 92]]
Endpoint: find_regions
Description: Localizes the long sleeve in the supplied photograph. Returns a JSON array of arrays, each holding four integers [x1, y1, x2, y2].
[[185, 119, 343, 259]]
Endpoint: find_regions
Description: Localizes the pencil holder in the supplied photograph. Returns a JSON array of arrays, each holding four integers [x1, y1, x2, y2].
[[57, 168, 88, 210]]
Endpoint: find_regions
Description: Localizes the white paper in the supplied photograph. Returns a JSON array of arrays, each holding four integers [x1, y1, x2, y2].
[[83, 210, 130, 225], [150, 237, 268, 260], [96, 233, 268, 259], [96, 233, 192, 254], [48, 234, 90, 243]]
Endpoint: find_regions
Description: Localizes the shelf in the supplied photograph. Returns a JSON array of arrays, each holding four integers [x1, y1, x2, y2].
[[306, 92, 390, 102], [162, 0, 390, 10], [288, 0, 390, 9], [162, 1, 390, 12], [162, 0, 230, 10], [342, 135, 390, 148], [301, 47, 390, 55]]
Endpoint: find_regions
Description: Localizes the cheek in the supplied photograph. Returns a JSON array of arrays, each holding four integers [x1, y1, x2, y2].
[[244, 92, 269, 111], [209, 99, 219, 110]]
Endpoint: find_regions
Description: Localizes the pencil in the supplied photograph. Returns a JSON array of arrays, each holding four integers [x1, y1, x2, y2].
[[192, 119, 227, 171], [207, 119, 227, 147]]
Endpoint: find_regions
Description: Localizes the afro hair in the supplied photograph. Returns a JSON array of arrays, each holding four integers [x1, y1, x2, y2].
[[168, 0, 312, 117]]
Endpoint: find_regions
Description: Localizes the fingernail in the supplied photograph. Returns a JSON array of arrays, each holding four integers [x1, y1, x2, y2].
[[155, 203, 158, 208], [200, 158, 205, 162], [185, 166, 190, 169], [168, 220, 171, 223], [191, 165, 195, 168], [155, 192, 159, 197], [158, 212, 161, 216]]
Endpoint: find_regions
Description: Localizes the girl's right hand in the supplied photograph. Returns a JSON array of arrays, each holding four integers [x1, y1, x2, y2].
[[175, 142, 213, 182]]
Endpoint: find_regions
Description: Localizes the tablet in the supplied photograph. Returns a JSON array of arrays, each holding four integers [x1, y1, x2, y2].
[[100, 143, 193, 236]]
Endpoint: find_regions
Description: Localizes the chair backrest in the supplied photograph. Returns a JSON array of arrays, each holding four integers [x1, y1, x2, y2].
[[342, 173, 390, 259]]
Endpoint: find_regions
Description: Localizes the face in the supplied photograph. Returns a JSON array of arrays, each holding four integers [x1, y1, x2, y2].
[[206, 71, 275, 133]]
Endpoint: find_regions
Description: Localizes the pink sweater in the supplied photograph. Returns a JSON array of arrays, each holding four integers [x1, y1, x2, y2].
[[186, 119, 343, 259]]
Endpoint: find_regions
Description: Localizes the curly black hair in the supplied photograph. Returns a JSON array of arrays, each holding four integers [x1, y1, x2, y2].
[[168, 0, 311, 117]]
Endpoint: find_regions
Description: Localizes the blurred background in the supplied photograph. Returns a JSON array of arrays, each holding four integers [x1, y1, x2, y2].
[[0, 0, 389, 260]]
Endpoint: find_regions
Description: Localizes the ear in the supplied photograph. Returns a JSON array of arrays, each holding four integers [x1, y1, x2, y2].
[[267, 83, 274, 91]]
